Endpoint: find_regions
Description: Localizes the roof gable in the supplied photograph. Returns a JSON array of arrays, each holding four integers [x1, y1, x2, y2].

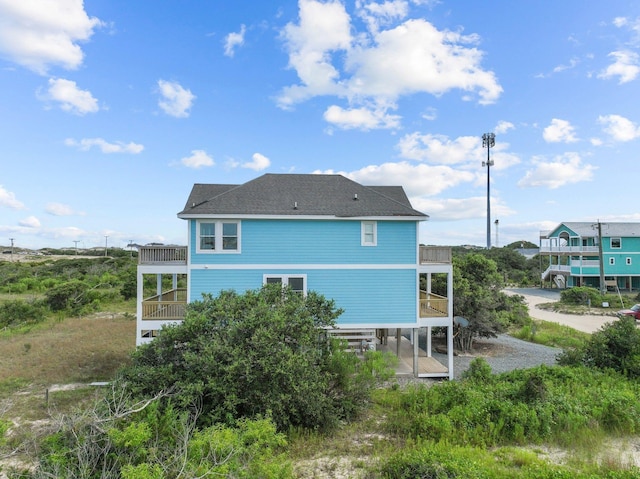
[[178, 174, 427, 219]]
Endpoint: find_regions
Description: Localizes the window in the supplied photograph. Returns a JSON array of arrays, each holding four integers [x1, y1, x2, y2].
[[361, 221, 377, 246], [197, 220, 240, 253], [627, 257, 632, 265], [609, 257, 615, 266], [611, 238, 621, 249], [264, 274, 306, 295]]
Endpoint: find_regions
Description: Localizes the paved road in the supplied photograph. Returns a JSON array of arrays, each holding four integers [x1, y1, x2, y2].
[[505, 288, 617, 334]]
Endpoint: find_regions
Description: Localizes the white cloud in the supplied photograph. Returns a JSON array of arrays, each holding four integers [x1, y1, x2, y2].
[[542, 118, 578, 143], [180, 150, 214, 169], [356, 0, 409, 33], [46, 202, 84, 216], [413, 196, 514, 221], [242, 152, 271, 171], [65, 137, 144, 154], [323, 104, 401, 130], [598, 114, 640, 141], [19, 216, 41, 228], [495, 121, 514, 134], [277, 0, 502, 123], [317, 161, 475, 197], [157, 80, 196, 118], [224, 24, 246, 57], [0, 0, 103, 74], [598, 50, 640, 84], [518, 152, 596, 189], [40, 78, 99, 115], [0, 185, 25, 209]]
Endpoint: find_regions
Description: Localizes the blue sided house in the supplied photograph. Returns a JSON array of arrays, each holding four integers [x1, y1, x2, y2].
[[136, 173, 454, 378], [540, 221, 640, 291]]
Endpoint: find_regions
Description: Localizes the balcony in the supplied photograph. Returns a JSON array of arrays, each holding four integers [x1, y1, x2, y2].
[[539, 245, 599, 254], [420, 246, 451, 264], [141, 288, 187, 321], [139, 246, 187, 265], [420, 291, 448, 318]]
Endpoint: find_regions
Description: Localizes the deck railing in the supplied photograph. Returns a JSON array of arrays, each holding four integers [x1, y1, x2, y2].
[[142, 288, 187, 321], [420, 246, 451, 264], [139, 246, 187, 265], [419, 291, 448, 317], [539, 245, 599, 254]]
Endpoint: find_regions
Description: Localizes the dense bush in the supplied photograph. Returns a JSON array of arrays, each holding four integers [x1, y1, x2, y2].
[[558, 316, 640, 378], [0, 299, 48, 328], [25, 389, 292, 479], [120, 285, 395, 432], [560, 286, 602, 306], [385, 365, 640, 448]]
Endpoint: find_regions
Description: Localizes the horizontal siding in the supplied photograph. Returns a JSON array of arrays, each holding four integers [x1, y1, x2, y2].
[[189, 219, 417, 265], [189, 267, 417, 326]]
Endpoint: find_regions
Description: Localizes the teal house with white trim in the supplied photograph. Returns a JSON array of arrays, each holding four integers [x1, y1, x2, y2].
[[136, 173, 454, 378], [540, 222, 640, 291]]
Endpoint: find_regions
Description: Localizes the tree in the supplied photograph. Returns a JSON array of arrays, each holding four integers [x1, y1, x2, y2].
[[450, 254, 507, 351], [120, 284, 394, 432]]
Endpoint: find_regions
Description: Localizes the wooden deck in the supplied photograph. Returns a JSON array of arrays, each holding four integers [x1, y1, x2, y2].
[[379, 335, 449, 378]]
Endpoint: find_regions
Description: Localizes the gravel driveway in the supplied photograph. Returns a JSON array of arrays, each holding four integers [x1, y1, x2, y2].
[[429, 287, 612, 380]]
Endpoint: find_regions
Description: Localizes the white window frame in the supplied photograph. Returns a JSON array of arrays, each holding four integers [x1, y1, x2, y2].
[[361, 221, 377, 246], [609, 257, 615, 266], [263, 274, 307, 296], [627, 257, 632, 265], [196, 220, 241, 254], [611, 237, 621, 249]]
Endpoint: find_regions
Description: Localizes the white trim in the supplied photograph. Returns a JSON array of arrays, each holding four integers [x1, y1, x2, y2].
[[609, 257, 615, 266], [610, 237, 622, 249], [361, 221, 377, 246], [179, 213, 426, 222], [192, 263, 419, 270], [195, 219, 242, 254]]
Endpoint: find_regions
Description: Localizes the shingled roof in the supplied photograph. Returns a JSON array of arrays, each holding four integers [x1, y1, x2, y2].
[[177, 173, 427, 219]]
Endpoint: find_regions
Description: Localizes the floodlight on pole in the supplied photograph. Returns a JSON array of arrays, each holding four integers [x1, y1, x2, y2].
[[482, 132, 495, 249]]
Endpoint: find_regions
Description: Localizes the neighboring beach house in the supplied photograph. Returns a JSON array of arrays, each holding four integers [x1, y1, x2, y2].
[[136, 173, 454, 379], [540, 221, 640, 291]]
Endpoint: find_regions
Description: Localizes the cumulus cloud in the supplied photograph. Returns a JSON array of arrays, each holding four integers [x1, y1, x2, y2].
[[0, 185, 25, 209], [542, 119, 578, 143], [598, 114, 640, 141], [495, 121, 515, 134], [180, 150, 214, 169], [65, 137, 144, 154], [277, 0, 501, 125], [0, 0, 103, 74], [318, 161, 475, 197], [323, 104, 401, 130], [518, 152, 596, 189], [40, 78, 99, 115], [157, 80, 196, 118], [46, 202, 84, 216], [242, 153, 271, 171], [598, 50, 640, 84], [19, 216, 41, 228], [224, 24, 246, 57]]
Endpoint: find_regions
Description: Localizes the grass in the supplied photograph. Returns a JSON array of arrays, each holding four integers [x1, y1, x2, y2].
[[511, 319, 591, 350]]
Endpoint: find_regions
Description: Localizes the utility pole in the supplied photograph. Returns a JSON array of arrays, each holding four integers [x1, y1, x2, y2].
[[9, 238, 14, 261], [104, 235, 109, 257], [482, 132, 495, 249], [494, 219, 499, 248]]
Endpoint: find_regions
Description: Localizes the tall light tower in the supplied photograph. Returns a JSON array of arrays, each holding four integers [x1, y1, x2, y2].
[[494, 219, 499, 248], [482, 132, 495, 249]]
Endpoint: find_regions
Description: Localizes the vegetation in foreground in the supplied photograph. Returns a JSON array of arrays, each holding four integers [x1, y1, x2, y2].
[[2, 251, 640, 477]]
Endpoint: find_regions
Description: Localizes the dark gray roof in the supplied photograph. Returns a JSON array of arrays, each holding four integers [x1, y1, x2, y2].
[[178, 173, 427, 219]]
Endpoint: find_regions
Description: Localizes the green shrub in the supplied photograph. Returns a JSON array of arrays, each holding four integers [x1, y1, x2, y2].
[[560, 286, 601, 305], [0, 299, 47, 328]]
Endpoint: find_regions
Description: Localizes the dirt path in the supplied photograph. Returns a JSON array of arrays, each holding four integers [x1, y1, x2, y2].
[[506, 288, 616, 334]]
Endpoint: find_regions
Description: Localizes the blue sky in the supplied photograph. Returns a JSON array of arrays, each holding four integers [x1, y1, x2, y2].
[[2, 0, 640, 250]]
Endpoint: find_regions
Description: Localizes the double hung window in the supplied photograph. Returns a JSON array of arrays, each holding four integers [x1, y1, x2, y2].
[[361, 221, 377, 246], [197, 220, 240, 253], [264, 275, 306, 295]]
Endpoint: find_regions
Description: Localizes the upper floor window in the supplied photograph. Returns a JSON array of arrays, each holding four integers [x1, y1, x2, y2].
[[361, 221, 377, 246], [197, 220, 240, 253], [611, 238, 621, 249]]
